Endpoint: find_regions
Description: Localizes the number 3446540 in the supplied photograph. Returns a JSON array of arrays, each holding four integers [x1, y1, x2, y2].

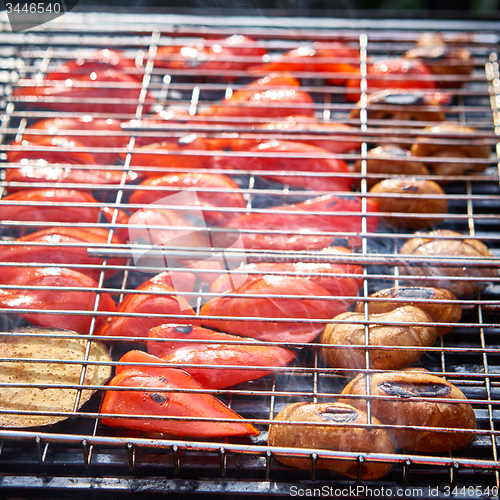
[[5, 3, 62, 14]]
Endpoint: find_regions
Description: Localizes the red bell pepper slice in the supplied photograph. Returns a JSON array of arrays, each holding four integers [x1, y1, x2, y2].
[[0, 227, 126, 282], [210, 250, 363, 298], [0, 266, 116, 334], [248, 43, 360, 85], [6, 137, 138, 190], [210, 119, 360, 155], [208, 140, 352, 192], [201, 275, 346, 344], [127, 207, 228, 285], [101, 350, 259, 438], [95, 272, 198, 341], [0, 188, 102, 224], [13, 69, 153, 115], [223, 194, 378, 250], [345, 58, 449, 104], [0, 188, 128, 230], [155, 35, 267, 76], [146, 324, 296, 389], [128, 173, 246, 225], [18, 116, 131, 165], [124, 136, 211, 177], [200, 74, 315, 120], [46, 49, 143, 82]]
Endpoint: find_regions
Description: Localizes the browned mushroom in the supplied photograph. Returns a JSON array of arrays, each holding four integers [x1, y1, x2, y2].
[[353, 145, 430, 189], [411, 123, 491, 178], [404, 32, 474, 88], [338, 369, 477, 452], [349, 89, 446, 123], [369, 178, 447, 229], [353, 286, 461, 336], [399, 229, 497, 298], [267, 402, 395, 480]]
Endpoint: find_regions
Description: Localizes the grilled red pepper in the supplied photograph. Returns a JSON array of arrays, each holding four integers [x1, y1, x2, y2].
[[201, 275, 345, 344], [128, 173, 246, 225], [46, 49, 143, 81], [95, 272, 198, 341], [13, 69, 153, 115], [221, 194, 378, 250], [6, 137, 138, 190], [0, 266, 116, 334], [208, 140, 352, 192], [156, 35, 267, 76], [210, 252, 363, 298], [200, 74, 315, 120], [0, 188, 128, 229], [147, 324, 296, 389], [345, 58, 445, 103], [127, 207, 227, 285], [18, 116, 131, 165], [248, 43, 360, 85], [100, 350, 259, 438], [0, 227, 125, 282], [124, 135, 211, 177]]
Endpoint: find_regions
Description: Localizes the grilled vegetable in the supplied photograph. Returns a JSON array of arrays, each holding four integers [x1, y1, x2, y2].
[[399, 229, 497, 298], [0, 327, 112, 428], [320, 306, 437, 371], [404, 32, 474, 87], [210, 254, 363, 297], [223, 194, 379, 250], [95, 271, 198, 341], [208, 140, 352, 192], [200, 74, 315, 120], [349, 89, 445, 123], [0, 188, 124, 226], [247, 43, 360, 85], [411, 123, 491, 178], [100, 350, 259, 438], [6, 137, 137, 189], [156, 35, 267, 75], [0, 267, 116, 334], [339, 369, 477, 452], [16, 116, 131, 165], [268, 402, 394, 480], [124, 135, 210, 177], [0, 227, 125, 282], [201, 275, 345, 344], [369, 178, 448, 229], [128, 172, 246, 225], [13, 68, 153, 115], [353, 286, 461, 336], [147, 324, 296, 389], [345, 59, 445, 104], [352, 145, 429, 189]]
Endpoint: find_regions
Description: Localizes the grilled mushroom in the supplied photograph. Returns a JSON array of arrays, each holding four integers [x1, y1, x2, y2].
[[353, 286, 461, 336], [320, 306, 437, 371], [353, 145, 430, 189], [411, 123, 491, 178], [349, 89, 446, 122], [404, 32, 474, 87], [369, 178, 447, 229], [399, 229, 497, 298], [267, 402, 395, 480], [338, 369, 477, 452]]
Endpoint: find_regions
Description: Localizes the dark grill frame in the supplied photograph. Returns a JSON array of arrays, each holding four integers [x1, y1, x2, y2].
[[0, 10, 499, 498]]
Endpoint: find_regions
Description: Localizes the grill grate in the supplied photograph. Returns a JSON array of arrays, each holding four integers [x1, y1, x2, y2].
[[0, 11, 499, 497]]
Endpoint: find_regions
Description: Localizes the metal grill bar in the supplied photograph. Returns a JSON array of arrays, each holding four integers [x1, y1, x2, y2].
[[0, 10, 499, 497]]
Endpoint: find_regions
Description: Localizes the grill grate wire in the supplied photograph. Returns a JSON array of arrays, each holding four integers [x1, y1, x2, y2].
[[0, 11, 499, 497]]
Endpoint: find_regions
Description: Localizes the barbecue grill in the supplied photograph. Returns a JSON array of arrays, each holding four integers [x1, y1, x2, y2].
[[0, 10, 499, 499]]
